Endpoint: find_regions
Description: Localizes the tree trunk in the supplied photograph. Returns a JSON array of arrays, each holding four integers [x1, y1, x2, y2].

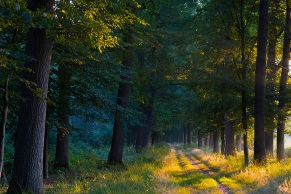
[[135, 104, 145, 153], [204, 136, 208, 147], [8, 13, 53, 194], [187, 123, 191, 144], [243, 132, 250, 166], [54, 65, 71, 168], [265, 0, 281, 159], [236, 134, 242, 152], [253, 0, 269, 164], [213, 129, 219, 153], [143, 103, 153, 147], [221, 127, 225, 154], [0, 77, 8, 180], [224, 117, 236, 156], [43, 125, 49, 179], [265, 39, 277, 158], [277, 3, 290, 161], [238, 0, 250, 167], [183, 128, 186, 144], [209, 136, 213, 148], [143, 49, 156, 147], [108, 33, 133, 165], [193, 130, 197, 144], [223, 52, 235, 156], [198, 129, 202, 148]]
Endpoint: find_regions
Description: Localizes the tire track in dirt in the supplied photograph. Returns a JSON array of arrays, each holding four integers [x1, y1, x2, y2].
[[182, 152, 230, 194]]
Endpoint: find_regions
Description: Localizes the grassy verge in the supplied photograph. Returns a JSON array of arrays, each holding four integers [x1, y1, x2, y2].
[[45, 143, 172, 193], [182, 144, 291, 193], [0, 143, 172, 193]]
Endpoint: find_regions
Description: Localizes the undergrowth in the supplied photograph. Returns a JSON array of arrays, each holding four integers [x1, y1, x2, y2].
[[44, 143, 171, 193]]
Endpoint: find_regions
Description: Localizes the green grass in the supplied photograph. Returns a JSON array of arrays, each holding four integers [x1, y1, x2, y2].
[[2, 143, 291, 193], [0, 143, 171, 193], [181, 144, 291, 193], [44, 143, 171, 193]]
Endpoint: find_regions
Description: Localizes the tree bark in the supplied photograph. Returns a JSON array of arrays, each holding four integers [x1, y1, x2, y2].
[[7, 0, 54, 191], [198, 129, 202, 148], [213, 129, 219, 153], [187, 122, 191, 144], [193, 130, 197, 144], [243, 132, 250, 166], [135, 104, 145, 153], [264, 0, 281, 158], [143, 101, 153, 147], [265, 40, 277, 157], [43, 125, 49, 179], [204, 136, 208, 147], [108, 33, 133, 165], [209, 135, 213, 148], [236, 134, 242, 152], [239, 3, 250, 163], [254, 0, 269, 164], [224, 117, 236, 156], [143, 49, 156, 147], [277, 3, 290, 161], [223, 53, 235, 156], [54, 65, 71, 168], [0, 77, 9, 181], [221, 127, 225, 154]]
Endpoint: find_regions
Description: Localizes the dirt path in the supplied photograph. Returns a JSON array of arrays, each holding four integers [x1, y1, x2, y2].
[[173, 146, 231, 194], [183, 152, 230, 194]]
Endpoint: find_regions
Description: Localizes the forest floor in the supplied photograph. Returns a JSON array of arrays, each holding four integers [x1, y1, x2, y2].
[[1, 143, 291, 193]]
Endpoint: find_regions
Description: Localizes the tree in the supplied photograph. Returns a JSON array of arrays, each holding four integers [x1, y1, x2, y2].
[[54, 64, 71, 168], [0, 77, 9, 180], [253, 0, 269, 164], [108, 32, 133, 165], [7, 0, 54, 192], [276, 2, 290, 161], [265, 0, 284, 158]]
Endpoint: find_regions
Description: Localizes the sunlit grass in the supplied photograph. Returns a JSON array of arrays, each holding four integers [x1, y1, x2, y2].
[[3, 143, 291, 193], [43, 143, 171, 193], [155, 146, 221, 194], [183, 144, 291, 193]]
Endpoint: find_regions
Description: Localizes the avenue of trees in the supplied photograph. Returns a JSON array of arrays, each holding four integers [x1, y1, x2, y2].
[[1, 0, 291, 193]]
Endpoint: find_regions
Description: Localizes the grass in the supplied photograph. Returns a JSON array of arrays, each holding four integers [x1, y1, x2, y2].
[[0, 143, 172, 193], [154, 146, 221, 194], [45, 143, 171, 194], [182, 144, 291, 193], [2, 143, 291, 193]]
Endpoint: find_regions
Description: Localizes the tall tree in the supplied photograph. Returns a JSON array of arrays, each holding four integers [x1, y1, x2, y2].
[[277, 2, 290, 161], [253, 0, 269, 164], [7, 0, 54, 192], [54, 64, 71, 168], [0, 77, 9, 180], [108, 32, 133, 165], [265, 0, 282, 158]]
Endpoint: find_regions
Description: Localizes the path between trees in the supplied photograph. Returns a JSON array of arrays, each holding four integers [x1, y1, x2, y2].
[[173, 146, 230, 194]]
